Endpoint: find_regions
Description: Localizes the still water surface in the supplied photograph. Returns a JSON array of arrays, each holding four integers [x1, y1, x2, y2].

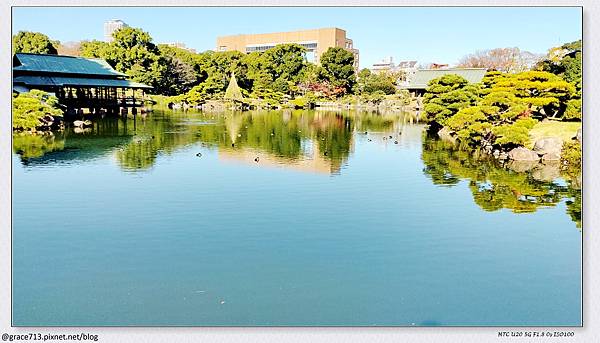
[[12, 110, 581, 326]]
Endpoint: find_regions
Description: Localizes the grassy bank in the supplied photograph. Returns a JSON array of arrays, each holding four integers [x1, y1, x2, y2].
[[528, 120, 581, 148]]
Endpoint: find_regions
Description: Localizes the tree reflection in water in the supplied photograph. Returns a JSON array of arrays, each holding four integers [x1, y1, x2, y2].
[[421, 136, 581, 229], [12, 110, 400, 174], [12, 109, 581, 228]]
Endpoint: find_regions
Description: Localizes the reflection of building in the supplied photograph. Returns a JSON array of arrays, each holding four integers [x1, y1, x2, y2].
[[218, 143, 345, 175], [104, 19, 128, 42], [216, 27, 359, 72], [399, 68, 487, 96]]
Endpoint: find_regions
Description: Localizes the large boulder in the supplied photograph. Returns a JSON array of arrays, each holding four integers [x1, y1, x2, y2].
[[507, 160, 539, 173], [508, 147, 540, 161], [575, 128, 582, 143], [437, 127, 457, 144], [533, 137, 563, 155], [531, 162, 560, 182], [541, 152, 561, 162]]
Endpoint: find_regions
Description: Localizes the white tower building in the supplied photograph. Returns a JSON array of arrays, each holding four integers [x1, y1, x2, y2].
[[104, 19, 128, 42]]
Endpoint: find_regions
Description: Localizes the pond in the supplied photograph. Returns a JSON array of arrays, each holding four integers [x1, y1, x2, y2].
[[12, 109, 581, 326]]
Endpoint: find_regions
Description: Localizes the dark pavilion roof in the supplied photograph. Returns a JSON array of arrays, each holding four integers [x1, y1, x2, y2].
[[13, 75, 152, 89], [13, 53, 152, 89]]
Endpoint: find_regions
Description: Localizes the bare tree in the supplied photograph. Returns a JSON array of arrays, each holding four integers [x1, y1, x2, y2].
[[458, 47, 543, 73], [57, 41, 82, 56]]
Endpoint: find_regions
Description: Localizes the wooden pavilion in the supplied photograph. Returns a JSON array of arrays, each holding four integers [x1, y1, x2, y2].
[[13, 53, 152, 115]]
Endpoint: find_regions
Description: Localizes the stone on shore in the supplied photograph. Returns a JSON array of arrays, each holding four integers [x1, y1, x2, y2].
[[575, 128, 582, 143], [508, 147, 540, 161], [437, 127, 457, 144], [533, 137, 563, 155]]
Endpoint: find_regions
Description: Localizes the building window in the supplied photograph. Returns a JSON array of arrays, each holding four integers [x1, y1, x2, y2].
[[246, 42, 317, 53], [304, 51, 316, 63], [298, 42, 317, 50], [246, 45, 276, 52]]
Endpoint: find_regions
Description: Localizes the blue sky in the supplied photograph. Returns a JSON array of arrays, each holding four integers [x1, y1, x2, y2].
[[12, 7, 582, 68]]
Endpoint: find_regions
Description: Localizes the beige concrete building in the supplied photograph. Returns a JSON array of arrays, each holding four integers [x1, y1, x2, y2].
[[216, 27, 359, 71]]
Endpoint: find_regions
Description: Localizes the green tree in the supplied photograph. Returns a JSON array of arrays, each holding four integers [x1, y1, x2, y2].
[[537, 40, 581, 97], [564, 99, 582, 120], [80, 27, 167, 93], [13, 31, 58, 54], [79, 40, 111, 58], [158, 44, 206, 86], [423, 74, 481, 126], [357, 69, 399, 95], [158, 56, 198, 96], [319, 47, 356, 95], [442, 70, 575, 148], [200, 51, 252, 97], [252, 44, 308, 94], [491, 71, 574, 119], [13, 90, 63, 131], [109, 27, 166, 90]]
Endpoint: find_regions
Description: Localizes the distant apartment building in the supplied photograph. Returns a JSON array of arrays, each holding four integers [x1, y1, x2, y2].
[[395, 60, 418, 84], [216, 27, 359, 72], [399, 68, 487, 96], [371, 57, 396, 74], [370, 58, 418, 87], [370, 58, 418, 74], [164, 42, 197, 53], [104, 19, 128, 42]]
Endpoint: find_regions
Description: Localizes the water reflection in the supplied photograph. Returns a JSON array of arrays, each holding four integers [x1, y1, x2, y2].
[[421, 137, 581, 229], [13, 133, 65, 160], [12, 110, 581, 227], [12, 110, 403, 175]]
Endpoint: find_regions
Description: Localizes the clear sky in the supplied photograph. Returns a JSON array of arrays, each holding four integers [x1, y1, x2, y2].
[[12, 7, 582, 68]]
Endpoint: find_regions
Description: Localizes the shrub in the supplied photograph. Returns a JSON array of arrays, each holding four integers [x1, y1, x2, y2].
[[492, 118, 538, 147], [561, 141, 581, 169], [289, 96, 317, 109], [564, 99, 582, 120], [13, 90, 63, 131]]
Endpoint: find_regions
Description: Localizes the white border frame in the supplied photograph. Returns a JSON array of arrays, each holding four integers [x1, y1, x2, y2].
[[1, 1, 597, 342]]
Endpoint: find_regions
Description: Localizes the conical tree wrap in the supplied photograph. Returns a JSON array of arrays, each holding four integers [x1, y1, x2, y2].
[[224, 72, 244, 101]]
